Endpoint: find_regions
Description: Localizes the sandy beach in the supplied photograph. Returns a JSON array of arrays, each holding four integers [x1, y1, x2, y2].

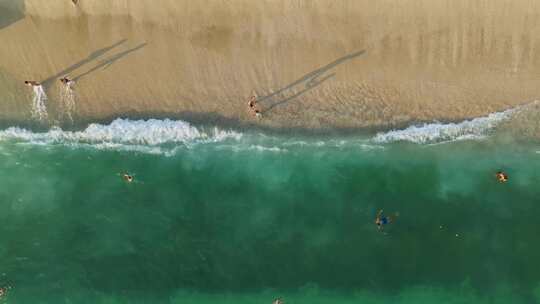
[[1, 0, 540, 132]]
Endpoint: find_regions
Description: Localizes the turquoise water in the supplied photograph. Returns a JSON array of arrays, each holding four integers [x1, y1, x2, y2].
[[0, 119, 540, 303]]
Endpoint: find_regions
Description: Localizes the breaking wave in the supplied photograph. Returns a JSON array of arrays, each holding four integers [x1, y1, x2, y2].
[[0, 118, 242, 151], [372, 106, 522, 144], [0, 103, 533, 154]]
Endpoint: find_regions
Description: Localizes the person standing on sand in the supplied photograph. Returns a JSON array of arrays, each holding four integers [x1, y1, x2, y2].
[[247, 95, 263, 118]]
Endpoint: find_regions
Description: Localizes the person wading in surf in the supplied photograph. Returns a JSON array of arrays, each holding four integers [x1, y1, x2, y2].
[[59, 76, 74, 86], [248, 95, 257, 109], [24, 81, 41, 87]]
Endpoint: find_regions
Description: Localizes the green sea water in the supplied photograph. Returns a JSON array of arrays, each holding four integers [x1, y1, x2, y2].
[[0, 120, 540, 303]]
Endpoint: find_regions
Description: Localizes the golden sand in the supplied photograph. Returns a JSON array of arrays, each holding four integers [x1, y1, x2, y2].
[[1, 0, 539, 131]]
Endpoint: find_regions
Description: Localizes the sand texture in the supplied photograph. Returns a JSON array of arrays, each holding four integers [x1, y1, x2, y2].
[[1, 0, 540, 131]]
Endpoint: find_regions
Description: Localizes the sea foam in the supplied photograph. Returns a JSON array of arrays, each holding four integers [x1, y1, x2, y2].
[[59, 81, 76, 122], [0, 118, 242, 148], [30, 85, 48, 121], [0, 103, 529, 154], [372, 106, 521, 144]]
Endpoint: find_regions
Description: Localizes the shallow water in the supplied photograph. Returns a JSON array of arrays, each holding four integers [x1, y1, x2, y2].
[[0, 117, 540, 303]]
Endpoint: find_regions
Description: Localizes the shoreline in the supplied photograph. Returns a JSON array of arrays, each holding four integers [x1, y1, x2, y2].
[[0, 110, 410, 137], [0, 102, 535, 146]]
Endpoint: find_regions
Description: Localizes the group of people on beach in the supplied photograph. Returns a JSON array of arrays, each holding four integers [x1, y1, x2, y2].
[[27, 79, 264, 119], [24, 76, 74, 88], [122, 173, 134, 183]]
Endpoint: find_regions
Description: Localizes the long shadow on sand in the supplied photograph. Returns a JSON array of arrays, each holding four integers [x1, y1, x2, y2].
[[258, 50, 366, 113], [73, 42, 147, 82], [42, 39, 128, 87]]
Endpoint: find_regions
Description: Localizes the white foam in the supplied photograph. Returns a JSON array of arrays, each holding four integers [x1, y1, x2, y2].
[[281, 139, 383, 150], [59, 82, 76, 122], [242, 145, 286, 153], [31, 85, 48, 121], [372, 107, 519, 144], [0, 118, 242, 150]]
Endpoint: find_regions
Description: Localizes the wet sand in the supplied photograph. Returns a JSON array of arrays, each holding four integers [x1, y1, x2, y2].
[[1, 0, 540, 131]]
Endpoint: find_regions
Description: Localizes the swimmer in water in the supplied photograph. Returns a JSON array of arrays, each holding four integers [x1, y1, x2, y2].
[[375, 209, 395, 231], [24, 81, 40, 87], [272, 299, 284, 304], [122, 173, 134, 183], [496, 171, 508, 183], [0, 286, 11, 299]]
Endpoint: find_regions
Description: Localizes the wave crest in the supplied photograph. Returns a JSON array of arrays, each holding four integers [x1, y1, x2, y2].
[[0, 118, 242, 147], [372, 107, 519, 144]]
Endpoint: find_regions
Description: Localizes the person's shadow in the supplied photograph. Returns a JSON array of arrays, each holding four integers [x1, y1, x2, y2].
[[73, 43, 147, 82], [42, 40, 147, 86], [41, 39, 128, 88], [257, 50, 366, 113]]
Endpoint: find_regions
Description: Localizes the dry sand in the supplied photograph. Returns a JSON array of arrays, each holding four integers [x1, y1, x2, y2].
[[1, 0, 540, 132]]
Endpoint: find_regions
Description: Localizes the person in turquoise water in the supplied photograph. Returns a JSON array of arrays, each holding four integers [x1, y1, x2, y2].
[[375, 210, 395, 231], [0, 286, 11, 300], [122, 173, 134, 183], [272, 298, 284, 304], [496, 171, 508, 183]]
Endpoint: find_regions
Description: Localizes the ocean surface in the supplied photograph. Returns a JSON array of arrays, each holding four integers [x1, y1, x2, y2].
[[1, 108, 540, 304]]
